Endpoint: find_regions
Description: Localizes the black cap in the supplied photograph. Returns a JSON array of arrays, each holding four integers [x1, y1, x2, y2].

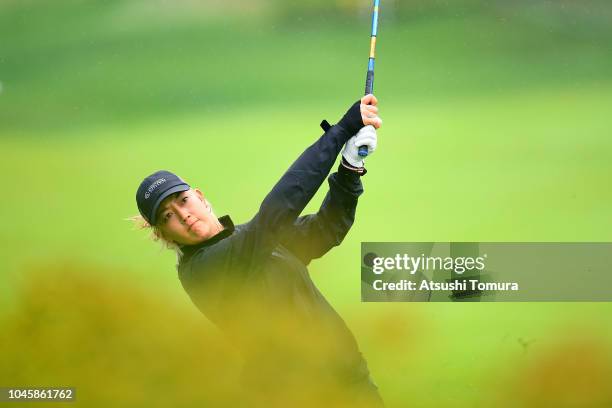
[[136, 170, 190, 226]]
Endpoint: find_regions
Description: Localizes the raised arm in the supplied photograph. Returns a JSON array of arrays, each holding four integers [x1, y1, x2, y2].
[[279, 161, 364, 265], [229, 101, 365, 269], [251, 94, 381, 245]]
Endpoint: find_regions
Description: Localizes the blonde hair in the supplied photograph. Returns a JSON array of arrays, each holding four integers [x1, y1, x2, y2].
[[126, 214, 184, 258]]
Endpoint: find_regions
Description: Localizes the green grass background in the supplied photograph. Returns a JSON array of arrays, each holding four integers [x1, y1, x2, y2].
[[1, 1, 612, 407]]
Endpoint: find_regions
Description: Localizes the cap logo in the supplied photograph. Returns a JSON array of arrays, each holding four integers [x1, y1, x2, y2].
[[144, 178, 167, 199]]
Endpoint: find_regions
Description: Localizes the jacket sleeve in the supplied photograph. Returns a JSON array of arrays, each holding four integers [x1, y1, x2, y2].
[[279, 164, 364, 265], [186, 102, 363, 276]]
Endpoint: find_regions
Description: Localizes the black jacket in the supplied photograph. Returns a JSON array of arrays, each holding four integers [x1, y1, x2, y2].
[[176, 102, 373, 385]]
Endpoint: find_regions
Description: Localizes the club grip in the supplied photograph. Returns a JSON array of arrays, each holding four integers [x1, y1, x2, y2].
[[364, 70, 374, 95], [360, 70, 375, 157], [358, 145, 369, 157]]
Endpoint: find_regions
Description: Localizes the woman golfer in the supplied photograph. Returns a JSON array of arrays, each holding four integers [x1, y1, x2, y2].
[[134, 95, 383, 407]]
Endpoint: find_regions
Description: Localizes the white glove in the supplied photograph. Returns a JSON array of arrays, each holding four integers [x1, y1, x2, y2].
[[341, 125, 377, 167]]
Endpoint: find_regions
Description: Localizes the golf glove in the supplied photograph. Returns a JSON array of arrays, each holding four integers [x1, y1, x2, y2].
[[341, 125, 377, 168]]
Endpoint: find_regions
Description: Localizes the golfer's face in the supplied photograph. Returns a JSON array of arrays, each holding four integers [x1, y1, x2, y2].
[[156, 188, 217, 245]]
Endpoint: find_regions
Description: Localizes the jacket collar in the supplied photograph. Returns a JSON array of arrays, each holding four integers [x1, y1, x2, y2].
[[179, 215, 235, 261]]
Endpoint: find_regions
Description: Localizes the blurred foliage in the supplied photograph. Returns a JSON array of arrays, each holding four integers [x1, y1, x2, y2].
[[1, 265, 611, 407], [0, 262, 242, 407], [495, 337, 612, 407]]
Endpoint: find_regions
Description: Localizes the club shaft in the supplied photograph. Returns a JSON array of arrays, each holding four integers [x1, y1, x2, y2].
[[360, 0, 380, 157], [364, 0, 380, 96]]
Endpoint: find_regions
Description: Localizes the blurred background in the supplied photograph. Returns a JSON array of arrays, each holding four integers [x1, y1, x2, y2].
[[1, 0, 612, 406]]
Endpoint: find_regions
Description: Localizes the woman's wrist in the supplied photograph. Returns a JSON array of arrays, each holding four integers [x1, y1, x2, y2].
[[339, 156, 367, 176], [337, 101, 363, 137]]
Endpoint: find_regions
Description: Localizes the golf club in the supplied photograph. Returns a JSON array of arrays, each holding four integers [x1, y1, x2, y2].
[[359, 0, 380, 157]]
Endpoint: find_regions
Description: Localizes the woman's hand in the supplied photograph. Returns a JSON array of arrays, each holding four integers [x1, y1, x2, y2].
[[360, 94, 382, 129], [341, 125, 378, 168], [337, 95, 382, 136]]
